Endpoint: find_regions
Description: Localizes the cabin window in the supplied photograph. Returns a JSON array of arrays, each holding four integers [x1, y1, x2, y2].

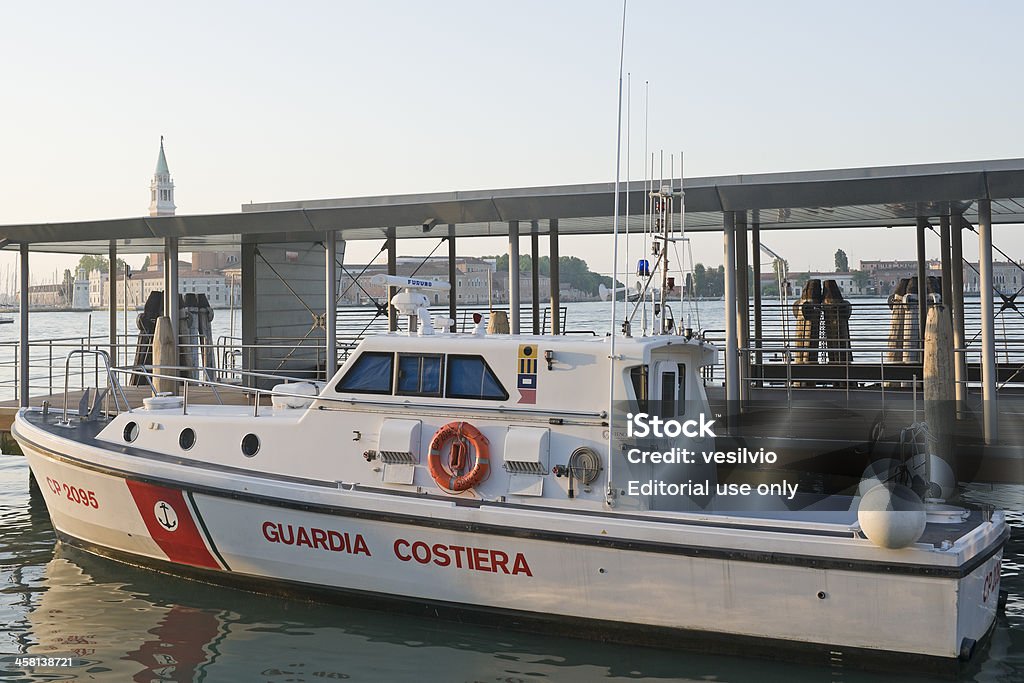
[[446, 355, 507, 400], [629, 366, 648, 412], [335, 352, 393, 394], [396, 354, 443, 396]]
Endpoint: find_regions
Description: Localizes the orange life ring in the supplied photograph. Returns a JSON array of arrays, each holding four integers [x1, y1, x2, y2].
[[427, 421, 490, 492]]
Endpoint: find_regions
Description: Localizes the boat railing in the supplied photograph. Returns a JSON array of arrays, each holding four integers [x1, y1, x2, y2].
[[60, 349, 132, 423], [0, 334, 139, 400], [727, 340, 1024, 410], [0, 335, 330, 403]]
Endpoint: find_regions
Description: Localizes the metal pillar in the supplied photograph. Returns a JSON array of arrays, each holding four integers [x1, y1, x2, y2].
[[950, 212, 967, 409], [19, 243, 29, 407], [386, 227, 397, 332], [163, 243, 170, 309], [166, 237, 179, 364], [531, 221, 540, 334], [325, 231, 338, 378], [549, 219, 561, 335], [978, 199, 997, 443], [723, 212, 739, 404], [916, 216, 928, 341], [447, 224, 457, 332], [508, 220, 520, 334], [241, 242, 257, 384], [751, 212, 763, 382], [108, 240, 117, 365], [735, 210, 749, 401], [939, 214, 952, 307]]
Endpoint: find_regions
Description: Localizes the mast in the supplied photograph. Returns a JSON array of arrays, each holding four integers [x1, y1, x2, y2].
[[606, 0, 627, 505]]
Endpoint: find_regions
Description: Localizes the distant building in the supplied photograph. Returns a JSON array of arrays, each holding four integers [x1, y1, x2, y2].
[[72, 268, 90, 310], [964, 261, 1022, 294], [143, 137, 241, 288], [149, 136, 176, 218], [87, 264, 239, 309], [336, 257, 551, 306], [147, 137, 176, 273], [859, 258, 1022, 297], [859, 259, 941, 296], [759, 271, 865, 297], [784, 272, 865, 297], [25, 283, 71, 309]]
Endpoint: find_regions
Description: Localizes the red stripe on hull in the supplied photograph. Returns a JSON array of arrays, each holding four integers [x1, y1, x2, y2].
[[125, 481, 220, 569]]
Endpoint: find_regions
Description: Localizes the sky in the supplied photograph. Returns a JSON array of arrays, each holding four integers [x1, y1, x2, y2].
[[2, 0, 1024, 284]]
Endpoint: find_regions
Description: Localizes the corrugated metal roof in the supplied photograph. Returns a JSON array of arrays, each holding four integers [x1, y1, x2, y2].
[[2, 158, 1023, 254]]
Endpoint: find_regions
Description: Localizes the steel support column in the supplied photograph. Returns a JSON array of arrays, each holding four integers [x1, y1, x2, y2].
[[751, 212, 762, 383], [531, 221, 540, 334], [939, 214, 952, 307], [163, 242, 170, 311], [723, 212, 739, 404], [508, 220, 520, 334], [549, 219, 560, 335], [19, 243, 29, 407], [108, 240, 117, 365], [325, 230, 338, 378], [448, 224, 457, 332], [166, 237, 179, 364], [735, 210, 749, 401], [950, 212, 967, 410], [916, 216, 928, 342], [978, 199, 997, 443], [386, 227, 397, 332], [240, 242, 257, 384]]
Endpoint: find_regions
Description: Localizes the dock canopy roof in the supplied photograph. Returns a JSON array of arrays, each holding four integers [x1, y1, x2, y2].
[[3, 158, 1024, 254]]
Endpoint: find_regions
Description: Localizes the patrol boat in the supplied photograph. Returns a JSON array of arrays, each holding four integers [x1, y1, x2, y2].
[[12, 275, 1008, 671]]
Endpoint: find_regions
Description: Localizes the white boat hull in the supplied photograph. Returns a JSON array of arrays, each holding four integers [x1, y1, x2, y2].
[[20, 434, 1005, 667]]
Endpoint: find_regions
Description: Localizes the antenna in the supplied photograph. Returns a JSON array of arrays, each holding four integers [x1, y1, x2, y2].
[[607, 0, 627, 506], [624, 73, 631, 335]]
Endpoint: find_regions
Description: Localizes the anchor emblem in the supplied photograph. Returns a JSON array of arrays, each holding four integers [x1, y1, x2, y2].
[[153, 500, 179, 532]]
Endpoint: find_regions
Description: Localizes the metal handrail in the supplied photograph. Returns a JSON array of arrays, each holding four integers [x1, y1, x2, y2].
[[61, 350, 131, 423], [132, 363, 314, 386]]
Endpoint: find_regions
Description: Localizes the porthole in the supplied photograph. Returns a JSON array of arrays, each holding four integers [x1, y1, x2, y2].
[[123, 421, 139, 443], [241, 433, 260, 457], [179, 428, 196, 451]]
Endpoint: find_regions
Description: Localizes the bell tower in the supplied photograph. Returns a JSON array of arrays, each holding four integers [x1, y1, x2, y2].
[[148, 136, 176, 217]]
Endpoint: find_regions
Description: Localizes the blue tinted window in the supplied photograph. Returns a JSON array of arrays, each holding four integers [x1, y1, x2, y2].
[[335, 352, 393, 394], [446, 355, 507, 400], [397, 354, 442, 396]]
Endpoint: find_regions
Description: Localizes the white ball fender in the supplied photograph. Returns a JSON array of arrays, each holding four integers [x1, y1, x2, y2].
[[858, 483, 927, 549]]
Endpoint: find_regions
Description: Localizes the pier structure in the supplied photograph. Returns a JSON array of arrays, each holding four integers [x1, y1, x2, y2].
[[2, 159, 1024, 449]]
